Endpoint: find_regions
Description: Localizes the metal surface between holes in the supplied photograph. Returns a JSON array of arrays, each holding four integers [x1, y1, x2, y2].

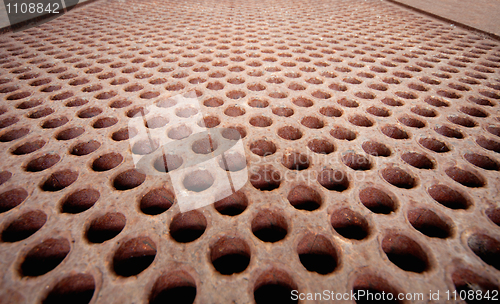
[[0, 0, 499, 303]]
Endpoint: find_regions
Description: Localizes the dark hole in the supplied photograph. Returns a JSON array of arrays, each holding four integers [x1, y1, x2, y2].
[[385, 252, 427, 273], [335, 226, 367, 240], [212, 254, 250, 275], [150, 286, 196, 304], [253, 227, 287, 243], [170, 228, 205, 243], [299, 253, 337, 275], [254, 285, 297, 304], [114, 255, 156, 277]]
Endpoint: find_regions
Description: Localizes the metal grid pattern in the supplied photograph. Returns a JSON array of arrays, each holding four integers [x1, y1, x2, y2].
[[0, 0, 499, 303]]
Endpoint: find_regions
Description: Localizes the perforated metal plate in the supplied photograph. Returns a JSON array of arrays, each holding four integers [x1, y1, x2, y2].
[[0, 0, 499, 303]]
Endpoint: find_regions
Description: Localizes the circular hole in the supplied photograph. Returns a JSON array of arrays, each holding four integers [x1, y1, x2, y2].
[[476, 136, 500, 153], [301, 116, 324, 129], [398, 115, 426, 128], [71, 140, 100, 156], [25, 154, 60, 172], [408, 208, 452, 238], [214, 191, 248, 216], [113, 237, 156, 277], [460, 106, 488, 118], [331, 208, 369, 240], [362, 141, 391, 157], [140, 188, 175, 215], [0, 128, 30, 142], [250, 166, 281, 191], [282, 152, 309, 171], [401, 152, 434, 169], [42, 273, 95, 304], [381, 167, 416, 189], [254, 269, 298, 304], [77, 107, 102, 119], [221, 126, 246, 140], [366, 106, 390, 117], [124, 84, 144, 92], [248, 83, 266, 91], [250, 139, 276, 157], [382, 233, 429, 273], [93, 117, 118, 129], [203, 97, 223, 107], [1, 210, 47, 242], [419, 137, 450, 153], [469, 96, 494, 106], [292, 97, 313, 107], [317, 168, 349, 192], [354, 91, 376, 99], [248, 98, 269, 108], [330, 126, 356, 140], [349, 115, 373, 127], [86, 212, 126, 243], [183, 170, 214, 192], [342, 152, 371, 171], [224, 105, 245, 117], [109, 99, 132, 109], [61, 188, 99, 214], [170, 210, 207, 243], [28, 107, 54, 119], [6, 91, 31, 100], [297, 233, 338, 274], [95, 91, 117, 100], [0, 116, 19, 129], [210, 236, 250, 275], [251, 209, 287, 243], [0, 171, 11, 186], [352, 273, 402, 304], [329, 82, 348, 91], [149, 271, 197, 304], [165, 83, 185, 91], [381, 125, 409, 140], [437, 90, 461, 99], [207, 81, 224, 90], [287, 185, 321, 211], [42, 170, 78, 191], [132, 139, 159, 155], [425, 96, 449, 107], [219, 151, 246, 172], [250, 116, 272, 127], [464, 153, 499, 170], [110, 78, 129, 85], [145, 116, 169, 129], [168, 125, 192, 140], [428, 184, 470, 209], [192, 136, 218, 154], [199, 116, 220, 128], [42, 116, 69, 129], [451, 268, 500, 303], [269, 91, 288, 99], [411, 106, 437, 117], [56, 127, 85, 140], [487, 208, 500, 227], [337, 97, 358, 108], [381, 97, 404, 107], [0, 188, 28, 213], [468, 233, 500, 270], [448, 115, 477, 128], [359, 187, 396, 214], [320, 106, 342, 117], [486, 126, 500, 138], [113, 169, 146, 190], [65, 98, 88, 107], [434, 125, 463, 139], [272, 106, 294, 117], [20, 238, 70, 276], [445, 167, 484, 188], [307, 139, 334, 154], [277, 126, 302, 141], [92, 152, 123, 172]]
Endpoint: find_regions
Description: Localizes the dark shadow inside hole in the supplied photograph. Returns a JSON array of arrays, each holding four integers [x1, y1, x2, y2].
[[385, 252, 427, 273], [171, 228, 205, 243], [253, 227, 287, 243], [334, 226, 368, 240], [150, 286, 196, 304], [212, 254, 250, 275], [299, 253, 337, 275], [254, 285, 298, 304], [114, 255, 156, 277]]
